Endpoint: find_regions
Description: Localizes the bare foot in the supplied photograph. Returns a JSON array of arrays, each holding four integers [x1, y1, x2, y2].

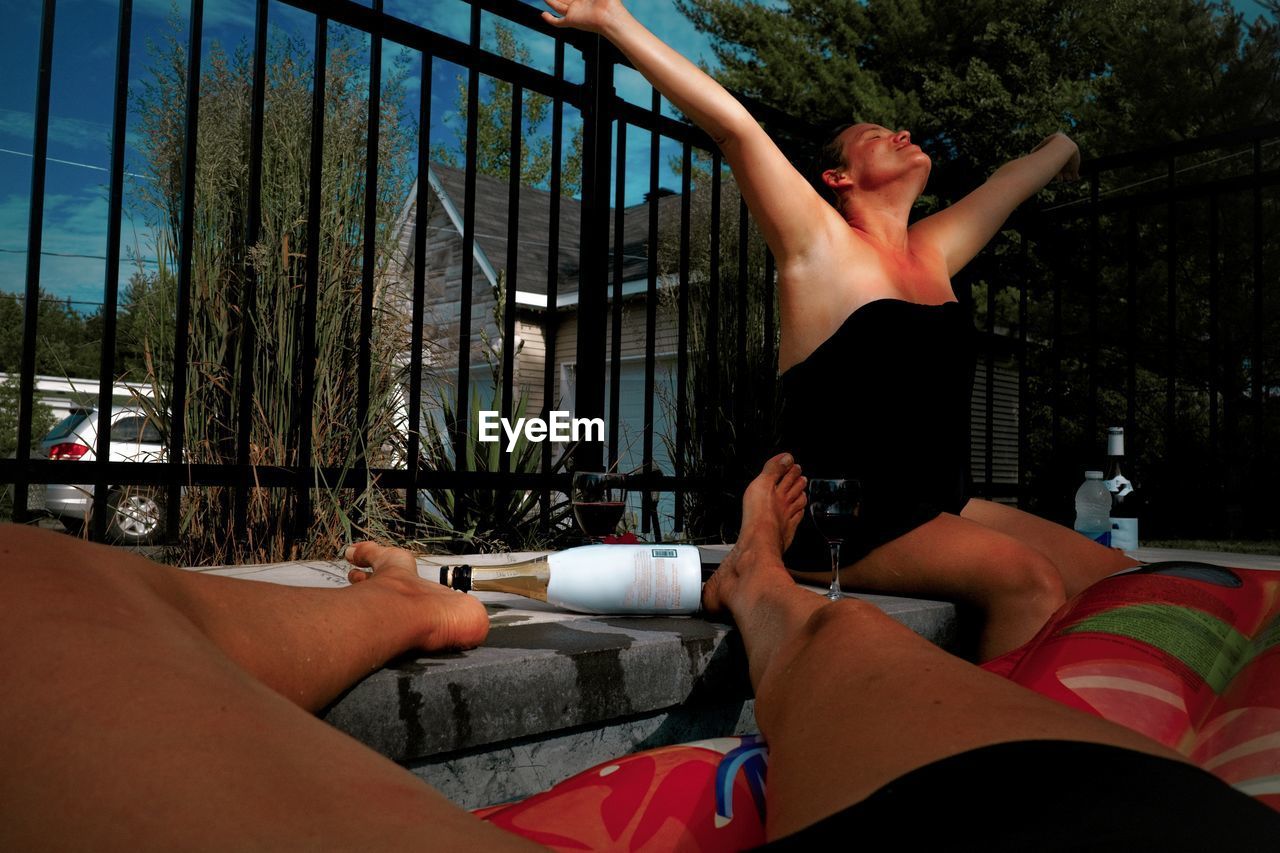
[[346, 541, 489, 652], [702, 453, 806, 617]]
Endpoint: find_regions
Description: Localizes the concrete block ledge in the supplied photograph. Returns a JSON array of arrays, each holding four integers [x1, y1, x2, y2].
[[320, 589, 956, 760], [193, 554, 957, 807]]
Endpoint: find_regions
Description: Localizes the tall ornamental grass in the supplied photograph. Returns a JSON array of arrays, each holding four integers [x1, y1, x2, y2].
[[130, 22, 417, 564]]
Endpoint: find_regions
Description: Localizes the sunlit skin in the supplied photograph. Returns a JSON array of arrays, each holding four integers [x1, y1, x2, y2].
[[1, 458, 1196, 847], [545, 0, 1123, 661]]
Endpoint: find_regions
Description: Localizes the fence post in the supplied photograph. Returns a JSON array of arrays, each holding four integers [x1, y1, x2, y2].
[[14, 0, 58, 524], [573, 35, 614, 472]]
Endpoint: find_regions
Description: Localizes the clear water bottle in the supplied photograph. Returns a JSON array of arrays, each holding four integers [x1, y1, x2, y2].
[[1074, 470, 1112, 546]]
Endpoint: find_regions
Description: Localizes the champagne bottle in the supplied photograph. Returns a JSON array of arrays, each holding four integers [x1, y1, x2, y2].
[[436, 544, 703, 615], [1103, 426, 1139, 550]]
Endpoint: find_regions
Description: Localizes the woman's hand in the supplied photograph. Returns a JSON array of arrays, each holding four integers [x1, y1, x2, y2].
[[542, 0, 624, 34], [1031, 132, 1081, 182]]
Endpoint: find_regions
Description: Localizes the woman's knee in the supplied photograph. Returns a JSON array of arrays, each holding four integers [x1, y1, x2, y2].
[[980, 541, 1067, 612]]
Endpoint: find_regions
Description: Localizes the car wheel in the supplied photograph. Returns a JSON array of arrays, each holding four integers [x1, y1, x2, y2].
[[106, 487, 166, 545]]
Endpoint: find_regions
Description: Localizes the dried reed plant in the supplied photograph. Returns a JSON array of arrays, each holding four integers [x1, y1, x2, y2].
[[129, 20, 418, 564]]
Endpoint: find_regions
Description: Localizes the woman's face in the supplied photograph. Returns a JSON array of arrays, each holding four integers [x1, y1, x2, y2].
[[838, 123, 932, 192]]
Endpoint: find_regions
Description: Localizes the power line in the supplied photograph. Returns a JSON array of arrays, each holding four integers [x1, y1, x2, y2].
[[0, 146, 152, 180], [0, 246, 159, 265]]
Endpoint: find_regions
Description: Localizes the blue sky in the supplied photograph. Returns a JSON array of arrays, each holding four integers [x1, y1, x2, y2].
[[0, 0, 718, 312], [1, 0, 1274, 312]]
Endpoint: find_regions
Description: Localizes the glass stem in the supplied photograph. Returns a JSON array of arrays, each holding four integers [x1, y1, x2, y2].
[[828, 541, 843, 600]]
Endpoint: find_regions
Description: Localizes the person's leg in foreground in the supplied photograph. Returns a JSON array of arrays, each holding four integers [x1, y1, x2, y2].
[[0, 526, 538, 851], [706, 454, 1280, 847]]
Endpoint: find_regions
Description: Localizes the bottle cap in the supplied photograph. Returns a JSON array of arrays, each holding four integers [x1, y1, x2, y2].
[[1108, 426, 1124, 435], [438, 564, 472, 592], [1085, 470, 1104, 479]]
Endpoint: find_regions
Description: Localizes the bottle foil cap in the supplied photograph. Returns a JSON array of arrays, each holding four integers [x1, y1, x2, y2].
[[438, 564, 472, 592]]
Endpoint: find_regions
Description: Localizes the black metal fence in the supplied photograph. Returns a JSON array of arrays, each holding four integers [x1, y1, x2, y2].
[[4, 0, 1278, 548], [2, 0, 827, 549], [1013, 123, 1280, 536]]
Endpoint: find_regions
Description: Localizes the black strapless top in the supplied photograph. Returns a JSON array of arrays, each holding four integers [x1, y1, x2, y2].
[[779, 298, 978, 567]]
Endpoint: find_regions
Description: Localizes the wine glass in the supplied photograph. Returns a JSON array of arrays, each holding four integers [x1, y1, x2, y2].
[[572, 471, 627, 543], [806, 478, 860, 600]]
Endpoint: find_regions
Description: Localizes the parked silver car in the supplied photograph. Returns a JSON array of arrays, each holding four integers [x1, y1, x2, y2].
[[40, 406, 167, 544]]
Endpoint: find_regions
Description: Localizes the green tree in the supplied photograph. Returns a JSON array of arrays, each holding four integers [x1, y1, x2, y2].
[[0, 377, 56, 460], [0, 377, 56, 522], [0, 291, 102, 379], [679, 0, 1279, 202], [432, 22, 583, 195]]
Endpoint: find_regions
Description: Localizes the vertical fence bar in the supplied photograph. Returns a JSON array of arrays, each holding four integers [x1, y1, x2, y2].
[[573, 35, 612, 473], [641, 89, 660, 534], [452, 5, 482, 503], [1208, 192, 1220, 498], [736, 196, 749, 432], [168, 0, 205, 540], [985, 277, 996, 490], [355, 1, 383, 505], [13, 0, 57, 523], [763, 248, 775, 366], [89, 0, 133, 541], [404, 53, 431, 527], [539, 42, 564, 528], [1051, 253, 1062, 467], [1165, 158, 1177, 490], [1125, 210, 1138, 444], [235, 0, 269, 541], [500, 85, 523, 474], [1087, 173, 1100, 449], [608, 119, 626, 469], [674, 142, 692, 533], [1018, 230, 1029, 500], [296, 13, 326, 538], [708, 152, 722, 403], [1252, 140, 1265, 496]]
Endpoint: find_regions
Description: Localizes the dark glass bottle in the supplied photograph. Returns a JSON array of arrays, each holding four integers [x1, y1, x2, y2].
[[1103, 427, 1139, 550]]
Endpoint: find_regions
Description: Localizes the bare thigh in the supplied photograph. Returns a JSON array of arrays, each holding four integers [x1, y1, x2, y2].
[[791, 511, 1061, 606], [760, 597, 1189, 838], [789, 512, 1071, 659], [0, 530, 536, 852], [961, 497, 1141, 597]]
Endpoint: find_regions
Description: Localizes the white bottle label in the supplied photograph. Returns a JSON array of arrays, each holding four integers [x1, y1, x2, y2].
[[1110, 518, 1139, 551], [545, 544, 702, 615], [1103, 474, 1133, 498]]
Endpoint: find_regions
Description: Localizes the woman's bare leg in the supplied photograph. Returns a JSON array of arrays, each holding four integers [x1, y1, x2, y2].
[[705, 456, 1187, 841], [961, 497, 1141, 597], [790, 513, 1068, 661], [0, 526, 536, 852]]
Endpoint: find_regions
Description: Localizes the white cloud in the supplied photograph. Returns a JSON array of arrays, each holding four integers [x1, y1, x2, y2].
[[0, 189, 156, 306], [0, 110, 113, 158]]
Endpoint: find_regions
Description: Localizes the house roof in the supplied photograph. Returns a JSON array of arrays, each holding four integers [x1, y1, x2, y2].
[[413, 162, 684, 309]]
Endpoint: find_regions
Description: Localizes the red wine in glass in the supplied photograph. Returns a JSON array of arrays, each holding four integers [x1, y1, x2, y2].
[[806, 478, 859, 600], [572, 472, 627, 542], [810, 510, 847, 544], [573, 501, 626, 539]]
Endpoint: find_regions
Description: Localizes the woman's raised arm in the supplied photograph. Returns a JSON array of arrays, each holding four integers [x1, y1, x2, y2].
[[910, 132, 1081, 277], [543, 0, 834, 263]]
